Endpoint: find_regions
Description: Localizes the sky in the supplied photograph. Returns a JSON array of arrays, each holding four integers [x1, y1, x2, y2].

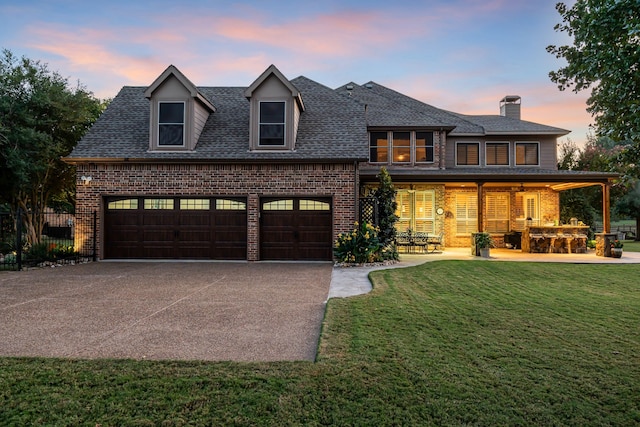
[[0, 0, 592, 145]]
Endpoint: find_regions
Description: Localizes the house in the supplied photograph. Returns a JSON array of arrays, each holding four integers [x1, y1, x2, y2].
[[65, 64, 617, 261]]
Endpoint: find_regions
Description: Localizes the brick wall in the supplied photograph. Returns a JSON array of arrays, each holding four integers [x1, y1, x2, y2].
[[75, 162, 357, 260]]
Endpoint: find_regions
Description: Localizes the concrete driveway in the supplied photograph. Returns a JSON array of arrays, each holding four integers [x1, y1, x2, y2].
[[0, 262, 332, 362]]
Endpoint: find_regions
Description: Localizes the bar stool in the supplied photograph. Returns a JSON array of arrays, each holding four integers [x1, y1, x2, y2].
[[559, 232, 575, 253], [573, 232, 588, 253], [544, 232, 558, 253], [530, 233, 545, 253]]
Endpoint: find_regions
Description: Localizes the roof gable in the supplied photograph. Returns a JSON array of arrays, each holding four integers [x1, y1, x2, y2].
[[144, 65, 215, 112], [244, 64, 304, 111]]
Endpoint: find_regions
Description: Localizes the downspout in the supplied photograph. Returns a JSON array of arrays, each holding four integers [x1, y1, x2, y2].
[[477, 181, 484, 232], [354, 160, 359, 224]]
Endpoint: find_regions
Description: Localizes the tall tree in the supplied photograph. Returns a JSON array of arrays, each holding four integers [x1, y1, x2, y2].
[[0, 49, 102, 244], [547, 0, 640, 142]]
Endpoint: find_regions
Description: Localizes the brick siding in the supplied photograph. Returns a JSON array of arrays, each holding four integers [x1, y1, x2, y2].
[[75, 162, 357, 260]]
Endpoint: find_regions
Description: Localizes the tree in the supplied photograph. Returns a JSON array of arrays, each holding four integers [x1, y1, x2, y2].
[[372, 167, 398, 247], [0, 49, 102, 244], [547, 0, 640, 142], [614, 180, 640, 240]]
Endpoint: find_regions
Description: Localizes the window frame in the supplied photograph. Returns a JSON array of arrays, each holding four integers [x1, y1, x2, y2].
[[392, 131, 411, 163], [455, 142, 480, 166], [485, 142, 510, 166], [415, 131, 435, 164], [369, 131, 389, 163], [258, 101, 286, 147], [485, 192, 510, 233], [455, 193, 478, 235], [158, 101, 186, 147], [515, 142, 540, 166]]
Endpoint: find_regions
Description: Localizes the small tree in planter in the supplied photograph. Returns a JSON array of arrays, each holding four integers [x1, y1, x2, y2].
[[473, 232, 494, 258]]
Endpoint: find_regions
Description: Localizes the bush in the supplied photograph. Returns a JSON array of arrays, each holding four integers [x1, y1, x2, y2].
[[334, 222, 383, 263], [25, 242, 78, 262]]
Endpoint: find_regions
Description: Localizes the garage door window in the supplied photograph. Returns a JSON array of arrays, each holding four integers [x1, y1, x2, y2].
[[262, 200, 293, 210], [180, 199, 210, 210], [300, 200, 330, 210], [216, 199, 247, 210], [144, 199, 174, 210], [108, 199, 138, 210]]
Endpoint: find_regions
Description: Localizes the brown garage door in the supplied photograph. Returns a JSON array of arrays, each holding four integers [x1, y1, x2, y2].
[[104, 197, 247, 259], [260, 198, 332, 261]]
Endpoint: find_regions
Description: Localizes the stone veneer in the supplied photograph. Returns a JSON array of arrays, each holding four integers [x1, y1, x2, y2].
[[74, 162, 357, 261]]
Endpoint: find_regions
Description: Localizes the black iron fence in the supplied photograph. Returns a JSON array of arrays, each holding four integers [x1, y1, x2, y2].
[[0, 208, 96, 271]]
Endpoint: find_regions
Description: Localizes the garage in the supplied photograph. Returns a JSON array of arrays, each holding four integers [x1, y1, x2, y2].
[[104, 196, 247, 259], [260, 197, 333, 261]]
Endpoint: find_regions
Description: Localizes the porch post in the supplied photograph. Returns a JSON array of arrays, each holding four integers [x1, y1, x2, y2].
[[477, 182, 484, 232], [602, 182, 611, 233]]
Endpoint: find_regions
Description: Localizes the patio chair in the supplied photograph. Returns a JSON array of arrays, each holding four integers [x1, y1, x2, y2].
[[395, 232, 413, 253], [413, 232, 429, 253], [426, 232, 443, 253]]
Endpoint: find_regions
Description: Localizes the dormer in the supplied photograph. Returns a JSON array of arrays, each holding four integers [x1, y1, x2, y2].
[[144, 65, 215, 151], [244, 65, 305, 151]]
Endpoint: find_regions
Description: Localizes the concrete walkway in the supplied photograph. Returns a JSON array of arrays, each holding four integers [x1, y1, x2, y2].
[[328, 248, 640, 299]]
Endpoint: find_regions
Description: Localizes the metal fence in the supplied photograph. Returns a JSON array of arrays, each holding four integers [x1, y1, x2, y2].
[[0, 208, 96, 271]]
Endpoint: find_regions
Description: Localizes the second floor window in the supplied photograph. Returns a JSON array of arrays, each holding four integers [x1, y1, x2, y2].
[[369, 131, 435, 164], [486, 142, 509, 166], [159, 102, 185, 146], [392, 132, 411, 163], [456, 142, 479, 166], [259, 101, 285, 146], [416, 131, 434, 163], [516, 142, 539, 166]]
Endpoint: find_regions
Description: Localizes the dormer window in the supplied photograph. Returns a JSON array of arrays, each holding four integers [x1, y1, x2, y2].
[[158, 102, 185, 146], [259, 101, 285, 146]]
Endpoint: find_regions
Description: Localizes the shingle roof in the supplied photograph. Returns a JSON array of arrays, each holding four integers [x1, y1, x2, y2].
[[337, 82, 569, 137], [68, 76, 368, 162], [452, 114, 570, 136]]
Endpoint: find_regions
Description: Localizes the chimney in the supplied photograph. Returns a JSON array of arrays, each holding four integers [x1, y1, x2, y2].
[[500, 95, 521, 120]]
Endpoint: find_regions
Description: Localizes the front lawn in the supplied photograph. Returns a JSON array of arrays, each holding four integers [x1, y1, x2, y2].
[[1, 261, 639, 425]]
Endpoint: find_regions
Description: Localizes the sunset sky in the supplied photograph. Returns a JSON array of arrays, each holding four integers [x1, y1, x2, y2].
[[0, 0, 592, 145]]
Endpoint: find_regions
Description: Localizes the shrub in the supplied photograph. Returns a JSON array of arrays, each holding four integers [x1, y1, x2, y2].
[[334, 222, 382, 263]]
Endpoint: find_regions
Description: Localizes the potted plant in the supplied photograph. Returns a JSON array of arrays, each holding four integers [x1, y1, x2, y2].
[[610, 240, 623, 258], [473, 232, 494, 258]]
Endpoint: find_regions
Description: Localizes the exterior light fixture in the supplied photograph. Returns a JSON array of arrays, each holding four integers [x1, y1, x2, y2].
[[80, 175, 92, 185]]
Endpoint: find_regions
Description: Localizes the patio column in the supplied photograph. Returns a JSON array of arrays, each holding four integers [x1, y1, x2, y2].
[[477, 182, 484, 232], [602, 182, 611, 233]]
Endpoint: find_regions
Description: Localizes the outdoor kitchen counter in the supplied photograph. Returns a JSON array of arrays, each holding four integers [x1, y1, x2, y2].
[[522, 225, 590, 253]]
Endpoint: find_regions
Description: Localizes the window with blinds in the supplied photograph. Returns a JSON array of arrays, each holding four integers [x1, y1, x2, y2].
[[486, 193, 510, 232], [515, 142, 539, 166], [486, 143, 509, 166], [456, 193, 478, 234], [394, 190, 435, 232], [456, 142, 480, 166]]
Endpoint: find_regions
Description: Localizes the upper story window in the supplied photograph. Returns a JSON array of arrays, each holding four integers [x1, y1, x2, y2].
[[456, 142, 480, 166], [369, 131, 435, 164], [158, 102, 185, 146], [416, 132, 434, 163], [515, 142, 539, 166], [369, 131, 389, 163], [392, 131, 411, 163], [259, 101, 285, 146], [486, 142, 510, 166]]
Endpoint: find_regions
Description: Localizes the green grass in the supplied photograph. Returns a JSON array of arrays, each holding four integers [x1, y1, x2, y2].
[[621, 239, 640, 252], [1, 261, 639, 425]]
